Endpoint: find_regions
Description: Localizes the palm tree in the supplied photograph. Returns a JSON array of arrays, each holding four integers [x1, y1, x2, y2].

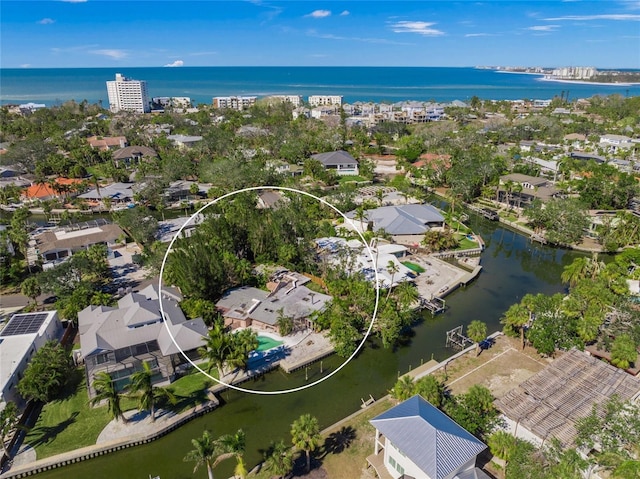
[[501, 303, 529, 349], [217, 429, 247, 478], [198, 323, 232, 380], [91, 372, 126, 423], [467, 320, 488, 356], [128, 361, 177, 422], [291, 414, 322, 473], [264, 440, 294, 479], [561, 256, 591, 288], [393, 282, 419, 311], [354, 206, 367, 232], [488, 431, 518, 467], [386, 260, 400, 300], [390, 375, 415, 402], [183, 430, 226, 479]]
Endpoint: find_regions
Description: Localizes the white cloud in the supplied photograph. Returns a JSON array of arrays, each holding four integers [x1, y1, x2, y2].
[[164, 60, 184, 67], [340, 10, 350, 16], [38, 18, 55, 24], [306, 10, 331, 18], [527, 25, 560, 31], [464, 33, 497, 37], [89, 49, 128, 60], [20, 64, 31, 68], [390, 21, 445, 36], [545, 14, 640, 21]]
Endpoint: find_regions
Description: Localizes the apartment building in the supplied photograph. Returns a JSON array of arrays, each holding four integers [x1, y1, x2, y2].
[[106, 73, 150, 113], [266, 95, 303, 107], [308, 95, 343, 107], [212, 96, 257, 110]]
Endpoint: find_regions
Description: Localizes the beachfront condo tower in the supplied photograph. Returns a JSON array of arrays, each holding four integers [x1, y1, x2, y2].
[[106, 73, 150, 113]]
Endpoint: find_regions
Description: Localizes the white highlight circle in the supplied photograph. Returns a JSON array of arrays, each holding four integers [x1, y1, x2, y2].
[[159, 186, 380, 395]]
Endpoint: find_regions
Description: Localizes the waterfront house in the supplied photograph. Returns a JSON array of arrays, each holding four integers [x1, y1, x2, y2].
[[216, 270, 332, 332], [78, 284, 207, 398], [310, 150, 359, 176], [315, 237, 414, 289], [78, 182, 136, 206], [0, 311, 63, 407], [345, 204, 445, 244], [367, 395, 489, 479], [498, 173, 559, 206], [21, 177, 84, 202]]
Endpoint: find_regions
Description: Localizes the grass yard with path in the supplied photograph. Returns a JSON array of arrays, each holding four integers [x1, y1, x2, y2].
[[23, 369, 128, 459]]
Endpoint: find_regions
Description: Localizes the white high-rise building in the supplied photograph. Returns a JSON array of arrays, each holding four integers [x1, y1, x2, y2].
[[106, 73, 150, 113]]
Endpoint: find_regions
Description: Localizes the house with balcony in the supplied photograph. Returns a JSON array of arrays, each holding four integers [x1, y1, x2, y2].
[[367, 395, 489, 479], [78, 284, 207, 397], [310, 150, 359, 176]]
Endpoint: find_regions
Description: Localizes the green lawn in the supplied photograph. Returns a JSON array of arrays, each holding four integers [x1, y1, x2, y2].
[[456, 237, 480, 250], [167, 365, 216, 413], [337, 175, 370, 184], [24, 369, 114, 459]]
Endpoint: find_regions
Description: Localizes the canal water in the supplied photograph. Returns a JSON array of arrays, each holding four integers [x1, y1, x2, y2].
[[34, 214, 583, 479]]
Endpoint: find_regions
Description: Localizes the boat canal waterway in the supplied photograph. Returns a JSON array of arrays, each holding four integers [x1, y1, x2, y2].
[[32, 213, 584, 479]]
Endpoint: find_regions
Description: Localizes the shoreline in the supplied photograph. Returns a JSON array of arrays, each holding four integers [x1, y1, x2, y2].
[[495, 70, 640, 86], [536, 76, 640, 86]]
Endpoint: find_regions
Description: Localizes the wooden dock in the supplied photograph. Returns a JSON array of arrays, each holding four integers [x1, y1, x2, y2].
[[279, 344, 336, 373]]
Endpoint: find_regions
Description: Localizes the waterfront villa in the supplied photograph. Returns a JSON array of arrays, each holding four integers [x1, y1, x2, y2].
[[497, 173, 559, 206], [216, 270, 332, 332], [310, 150, 359, 176], [367, 395, 489, 479], [0, 311, 63, 407], [78, 284, 207, 397], [315, 237, 414, 289]]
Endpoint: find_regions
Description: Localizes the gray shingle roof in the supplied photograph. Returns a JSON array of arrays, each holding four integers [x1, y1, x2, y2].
[[370, 395, 486, 479], [311, 150, 358, 167], [78, 284, 205, 358]]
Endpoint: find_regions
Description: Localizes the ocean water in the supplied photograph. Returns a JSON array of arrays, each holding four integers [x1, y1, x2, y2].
[[1, 66, 639, 106]]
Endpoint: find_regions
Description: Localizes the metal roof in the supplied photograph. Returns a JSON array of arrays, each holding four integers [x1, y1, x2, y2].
[[370, 395, 486, 479]]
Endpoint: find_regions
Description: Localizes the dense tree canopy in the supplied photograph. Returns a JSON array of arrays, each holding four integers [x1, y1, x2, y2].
[[18, 341, 74, 403]]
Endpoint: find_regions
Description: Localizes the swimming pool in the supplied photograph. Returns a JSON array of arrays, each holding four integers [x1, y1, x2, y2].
[[256, 336, 284, 352]]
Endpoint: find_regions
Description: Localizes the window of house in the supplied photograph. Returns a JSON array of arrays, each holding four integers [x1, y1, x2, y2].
[[388, 456, 396, 469]]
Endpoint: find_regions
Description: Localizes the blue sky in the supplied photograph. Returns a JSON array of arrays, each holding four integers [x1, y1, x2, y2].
[[1, 1, 639, 68]]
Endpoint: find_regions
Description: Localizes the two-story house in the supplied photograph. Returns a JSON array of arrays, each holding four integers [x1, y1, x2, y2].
[[367, 395, 490, 479]]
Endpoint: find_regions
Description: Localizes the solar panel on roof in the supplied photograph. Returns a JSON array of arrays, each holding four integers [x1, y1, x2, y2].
[[0, 313, 49, 336]]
